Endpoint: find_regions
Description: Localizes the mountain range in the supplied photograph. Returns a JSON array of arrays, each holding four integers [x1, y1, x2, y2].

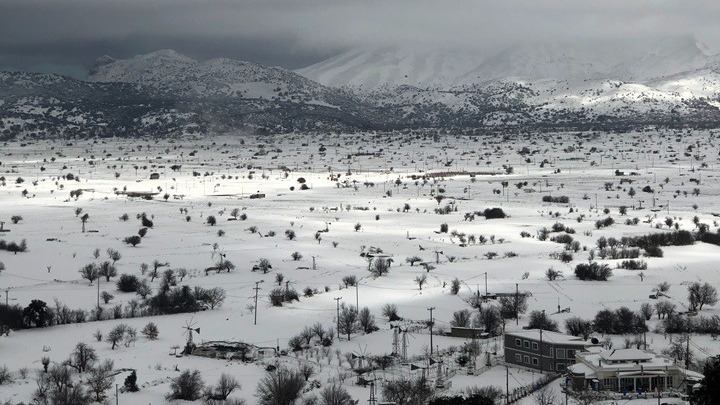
[[2, 37, 720, 139]]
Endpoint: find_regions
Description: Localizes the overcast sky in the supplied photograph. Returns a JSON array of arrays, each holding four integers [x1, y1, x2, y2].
[[2, 0, 720, 78]]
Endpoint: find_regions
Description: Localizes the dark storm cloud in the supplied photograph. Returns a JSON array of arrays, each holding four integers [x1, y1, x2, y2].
[[1, 0, 720, 77]]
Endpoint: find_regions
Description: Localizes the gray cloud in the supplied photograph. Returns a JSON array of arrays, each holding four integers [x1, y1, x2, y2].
[[1, 0, 720, 78]]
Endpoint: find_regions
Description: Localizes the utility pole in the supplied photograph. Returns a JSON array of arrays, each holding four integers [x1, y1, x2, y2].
[[253, 280, 264, 325], [515, 283, 519, 325], [506, 365, 510, 405], [334, 297, 342, 340], [539, 329, 543, 373], [685, 333, 690, 369], [355, 282, 359, 309], [115, 384, 119, 405], [484, 272, 488, 296], [97, 277, 100, 309], [428, 307, 435, 355]]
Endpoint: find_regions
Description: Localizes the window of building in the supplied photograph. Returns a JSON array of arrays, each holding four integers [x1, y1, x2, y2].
[[532, 357, 539, 366], [516, 354, 522, 362], [524, 340, 530, 349], [567, 349, 575, 358], [556, 363, 565, 371], [556, 348, 566, 359], [532, 342, 539, 350], [524, 355, 530, 364], [515, 338, 522, 347], [549, 363, 554, 371], [549, 348, 554, 357]]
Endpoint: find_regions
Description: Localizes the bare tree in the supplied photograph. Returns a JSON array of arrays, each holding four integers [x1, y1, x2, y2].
[[204, 287, 227, 309], [255, 367, 305, 405], [106, 324, 127, 349], [98, 261, 117, 282], [415, 274, 427, 290], [106, 248, 121, 265], [574, 388, 601, 405], [319, 384, 354, 405], [498, 295, 528, 320], [69, 342, 97, 373], [79, 263, 99, 285], [451, 309, 471, 327], [358, 307, 377, 333], [338, 305, 359, 340], [207, 373, 240, 400], [688, 282, 718, 311], [639, 302, 654, 320], [533, 386, 557, 405], [167, 369, 205, 401], [370, 258, 390, 277], [142, 322, 159, 340], [258, 258, 272, 274], [86, 359, 114, 402], [382, 377, 433, 405], [299, 363, 315, 381]]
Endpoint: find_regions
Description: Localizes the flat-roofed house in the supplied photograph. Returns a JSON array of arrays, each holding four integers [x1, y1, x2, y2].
[[504, 329, 596, 372], [568, 347, 703, 395]]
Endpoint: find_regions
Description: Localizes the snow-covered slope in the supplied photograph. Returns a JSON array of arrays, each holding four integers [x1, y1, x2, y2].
[[299, 36, 714, 89], [460, 36, 710, 84], [6, 42, 720, 139], [89, 49, 347, 103], [296, 47, 484, 91]]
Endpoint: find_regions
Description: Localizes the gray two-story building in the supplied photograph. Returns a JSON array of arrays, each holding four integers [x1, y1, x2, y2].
[[504, 329, 596, 372]]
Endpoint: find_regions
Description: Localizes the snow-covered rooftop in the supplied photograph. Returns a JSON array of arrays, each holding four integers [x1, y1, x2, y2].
[[506, 329, 591, 345], [600, 348, 654, 362]]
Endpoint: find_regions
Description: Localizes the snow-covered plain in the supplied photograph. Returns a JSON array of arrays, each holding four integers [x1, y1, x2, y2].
[[0, 130, 719, 404]]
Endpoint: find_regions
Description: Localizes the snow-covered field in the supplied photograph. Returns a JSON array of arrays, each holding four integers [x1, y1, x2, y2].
[[0, 130, 718, 404]]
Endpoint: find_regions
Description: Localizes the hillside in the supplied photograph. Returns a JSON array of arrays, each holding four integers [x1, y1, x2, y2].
[[3, 43, 720, 139]]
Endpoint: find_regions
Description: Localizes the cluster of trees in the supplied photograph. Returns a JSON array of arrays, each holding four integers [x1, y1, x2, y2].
[[122, 213, 155, 247], [595, 230, 697, 258], [165, 365, 360, 405], [0, 282, 225, 332], [333, 304, 378, 341], [542, 195, 570, 203], [287, 322, 335, 351], [29, 342, 140, 404], [167, 370, 241, 402], [269, 287, 300, 306], [451, 295, 530, 336], [574, 262, 612, 281], [148, 284, 226, 315], [563, 306, 648, 337], [0, 238, 27, 253], [593, 307, 648, 335]]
